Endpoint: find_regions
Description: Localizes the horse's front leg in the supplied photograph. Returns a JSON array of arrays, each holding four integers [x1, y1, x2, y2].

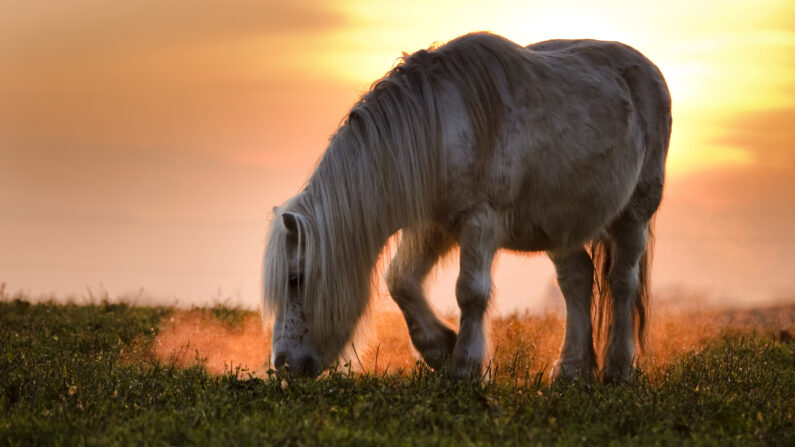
[[386, 226, 457, 370], [450, 208, 499, 380]]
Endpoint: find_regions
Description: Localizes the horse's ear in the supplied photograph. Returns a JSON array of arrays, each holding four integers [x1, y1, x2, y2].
[[282, 212, 298, 235]]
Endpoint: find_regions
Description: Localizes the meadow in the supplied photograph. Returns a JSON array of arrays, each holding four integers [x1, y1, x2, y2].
[[0, 295, 792, 445]]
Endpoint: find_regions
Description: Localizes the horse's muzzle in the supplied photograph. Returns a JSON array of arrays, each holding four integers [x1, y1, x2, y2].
[[273, 352, 320, 377]]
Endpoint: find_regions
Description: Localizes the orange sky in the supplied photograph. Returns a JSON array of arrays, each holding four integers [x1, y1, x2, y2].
[[1, 1, 794, 312]]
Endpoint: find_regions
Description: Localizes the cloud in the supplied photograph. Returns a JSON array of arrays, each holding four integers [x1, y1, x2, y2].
[[715, 108, 795, 167], [0, 1, 348, 64], [0, 0, 357, 165]]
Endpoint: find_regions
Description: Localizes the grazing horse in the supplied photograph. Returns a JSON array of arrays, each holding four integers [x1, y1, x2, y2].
[[263, 32, 671, 382]]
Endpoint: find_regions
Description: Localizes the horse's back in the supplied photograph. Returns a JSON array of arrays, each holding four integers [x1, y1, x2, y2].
[[528, 39, 672, 177]]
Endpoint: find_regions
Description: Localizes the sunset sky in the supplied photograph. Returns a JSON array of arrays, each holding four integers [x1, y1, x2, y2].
[[2, 0, 794, 313]]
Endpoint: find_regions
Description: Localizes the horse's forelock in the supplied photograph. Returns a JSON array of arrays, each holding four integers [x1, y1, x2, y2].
[[263, 213, 290, 314], [264, 206, 311, 309]]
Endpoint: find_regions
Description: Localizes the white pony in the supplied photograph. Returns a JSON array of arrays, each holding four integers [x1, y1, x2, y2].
[[264, 32, 671, 382]]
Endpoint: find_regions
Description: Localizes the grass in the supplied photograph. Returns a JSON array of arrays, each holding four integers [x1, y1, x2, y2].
[[0, 299, 793, 445]]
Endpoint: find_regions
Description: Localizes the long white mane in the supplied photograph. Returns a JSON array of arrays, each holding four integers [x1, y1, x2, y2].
[[264, 33, 529, 359]]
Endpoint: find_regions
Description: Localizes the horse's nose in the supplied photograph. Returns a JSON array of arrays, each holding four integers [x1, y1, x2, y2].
[[294, 355, 319, 377], [273, 352, 288, 370], [273, 353, 318, 377], [273, 352, 319, 377]]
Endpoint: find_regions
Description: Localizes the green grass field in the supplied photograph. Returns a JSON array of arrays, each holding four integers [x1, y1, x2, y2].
[[1, 299, 793, 445]]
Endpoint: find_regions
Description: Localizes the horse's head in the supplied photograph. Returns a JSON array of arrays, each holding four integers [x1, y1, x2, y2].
[[265, 191, 377, 378], [264, 210, 323, 377]]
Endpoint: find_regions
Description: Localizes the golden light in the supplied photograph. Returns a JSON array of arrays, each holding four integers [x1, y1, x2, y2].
[[292, 0, 795, 177]]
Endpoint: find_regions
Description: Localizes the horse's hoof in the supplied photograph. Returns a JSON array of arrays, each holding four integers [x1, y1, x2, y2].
[[416, 326, 457, 370], [601, 365, 633, 384], [550, 360, 596, 382], [447, 355, 483, 381]]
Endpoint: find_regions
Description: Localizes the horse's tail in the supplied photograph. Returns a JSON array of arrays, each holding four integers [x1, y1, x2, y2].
[[590, 219, 654, 357]]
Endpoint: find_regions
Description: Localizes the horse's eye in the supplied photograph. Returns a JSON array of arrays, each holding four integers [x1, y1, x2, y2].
[[288, 273, 303, 289]]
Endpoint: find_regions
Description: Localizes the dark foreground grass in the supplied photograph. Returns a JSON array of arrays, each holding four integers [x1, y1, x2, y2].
[[1, 300, 793, 446]]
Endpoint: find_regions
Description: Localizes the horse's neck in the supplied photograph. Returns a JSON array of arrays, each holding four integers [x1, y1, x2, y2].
[[335, 187, 401, 260], [300, 183, 400, 276], [311, 143, 419, 250], [307, 112, 442, 269]]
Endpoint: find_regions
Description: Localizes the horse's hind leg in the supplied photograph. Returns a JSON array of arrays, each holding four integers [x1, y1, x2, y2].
[[386, 225, 457, 370], [548, 249, 597, 380], [603, 218, 649, 383]]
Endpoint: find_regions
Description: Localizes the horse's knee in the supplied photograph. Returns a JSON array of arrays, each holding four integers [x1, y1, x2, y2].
[[385, 263, 417, 302], [609, 264, 640, 298], [455, 272, 491, 315]]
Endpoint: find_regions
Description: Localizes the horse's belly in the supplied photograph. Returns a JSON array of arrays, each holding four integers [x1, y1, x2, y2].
[[499, 152, 641, 252], [502, 201, 613, 253], [501, 222, 556, 252]]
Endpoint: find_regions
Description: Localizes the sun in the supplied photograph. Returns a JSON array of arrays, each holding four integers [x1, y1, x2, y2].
[[309, 0, 795, 177]]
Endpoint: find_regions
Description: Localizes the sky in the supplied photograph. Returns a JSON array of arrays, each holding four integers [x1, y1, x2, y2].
[[1, 0, 794, 313]]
